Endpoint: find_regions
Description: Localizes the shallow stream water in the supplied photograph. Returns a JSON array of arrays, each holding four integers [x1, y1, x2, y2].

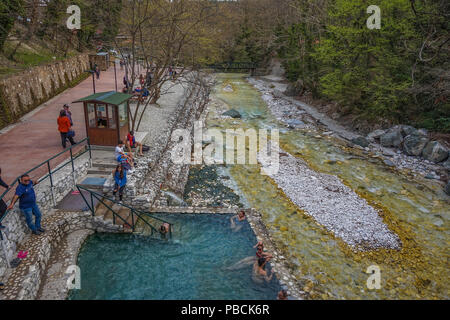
[[204, 73, 449, 300]]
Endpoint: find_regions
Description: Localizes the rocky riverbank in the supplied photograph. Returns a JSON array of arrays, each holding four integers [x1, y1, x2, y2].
[[250, 77, 450, 196]]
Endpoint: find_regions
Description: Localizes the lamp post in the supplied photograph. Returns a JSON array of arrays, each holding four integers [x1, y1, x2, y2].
[[86, 70, 96, 93], [112, 59, 118, 92]]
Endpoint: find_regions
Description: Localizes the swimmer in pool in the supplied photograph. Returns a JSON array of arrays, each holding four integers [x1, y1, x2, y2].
[[277, 289, 289, 300], [254, 241, 273, 259], [253, 257, 273, 283], [230, 210, 246, 231], [160, 223, 171, 238]]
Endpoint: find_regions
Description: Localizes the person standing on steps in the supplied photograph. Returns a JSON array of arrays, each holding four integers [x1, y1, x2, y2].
[[58, 110, 76, 149], [7, 175, 45, 235], [112, 164, 127, 202], [0, 167, 11, 230]]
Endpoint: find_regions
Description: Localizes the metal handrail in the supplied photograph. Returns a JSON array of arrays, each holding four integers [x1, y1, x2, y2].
[[76, 185, 173, 238], [0, 138, 92, 227]]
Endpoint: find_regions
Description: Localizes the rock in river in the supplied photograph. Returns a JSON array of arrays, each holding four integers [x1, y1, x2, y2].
[[442, 158, 450, 171], [286, 119, 306, 128], [223, 84, 234, 92], [422, 141, 449, 163], [352, 136, 369, 148], [401, 125, 418, 137], [445, 182, 450, 196], [403, 134, 429, 156], [380, 129, 403, 148], [367, 129, 386, 142], [222, 109, 242, 119]]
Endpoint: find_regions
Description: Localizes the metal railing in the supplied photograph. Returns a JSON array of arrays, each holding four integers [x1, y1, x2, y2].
[[0, 138, 92, 240], [76, 185, 173, 239]]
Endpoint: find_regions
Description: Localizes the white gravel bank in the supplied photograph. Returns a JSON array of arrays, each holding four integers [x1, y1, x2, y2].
[[259, 151, 401, 251]]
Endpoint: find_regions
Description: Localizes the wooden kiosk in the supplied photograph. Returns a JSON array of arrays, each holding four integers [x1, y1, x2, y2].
[[74, 91, 133, 146]]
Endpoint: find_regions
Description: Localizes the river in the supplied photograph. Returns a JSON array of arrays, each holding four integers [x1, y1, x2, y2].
[[198, 73, 449, 300]]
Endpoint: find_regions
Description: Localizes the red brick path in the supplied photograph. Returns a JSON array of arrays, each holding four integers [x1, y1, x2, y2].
[[0, 66, 127, 193]]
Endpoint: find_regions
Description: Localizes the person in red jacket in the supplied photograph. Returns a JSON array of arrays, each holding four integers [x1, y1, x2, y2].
[[57, 110, 75, 149], [126, 131, 144, 156]]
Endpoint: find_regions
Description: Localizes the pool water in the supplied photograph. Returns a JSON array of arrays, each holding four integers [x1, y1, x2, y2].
[[69, 214, 281, 300]]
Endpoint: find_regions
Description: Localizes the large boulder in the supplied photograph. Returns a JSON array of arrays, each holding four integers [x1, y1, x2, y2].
[[222, 109, 242, 119], [403, 134, 429, 156], [422, 141, 449, 163], [418, 128, 429, 136], [442, 158, 450, 171], [284, 80, 304, 97], [380, 129, 403, 148], [352, 136, 369, 148], [367, 129, 386, 142], [401, 125, 418, 137], [445, 182, 450, 196]]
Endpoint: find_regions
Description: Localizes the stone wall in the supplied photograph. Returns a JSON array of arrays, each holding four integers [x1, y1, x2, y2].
[[108, 74, 211, 210], [0, 152, 90, 280], [0, 54, 90, 129], [1, 210, 123, 300]]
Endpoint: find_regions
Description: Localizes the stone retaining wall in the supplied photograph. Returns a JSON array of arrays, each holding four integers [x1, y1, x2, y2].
[[0, 210, 123, 300], [0, 54, 90, 129], [114, 74, 211, 209], [0, 152, 90, 280]]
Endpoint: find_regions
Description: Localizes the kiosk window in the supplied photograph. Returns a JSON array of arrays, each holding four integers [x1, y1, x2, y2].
[[87, 104, 96, 127], [96, 104, 107, 128], [118, 103, 127, 127], [108, 105, 117, 129]]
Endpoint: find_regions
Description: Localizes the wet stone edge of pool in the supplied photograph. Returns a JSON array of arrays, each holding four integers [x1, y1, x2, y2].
[[34, 208, 305, 301]]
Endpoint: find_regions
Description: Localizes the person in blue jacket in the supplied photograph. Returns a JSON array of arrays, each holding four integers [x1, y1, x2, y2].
[[7, 174, 45, 235], [112, 164, 127, 201]]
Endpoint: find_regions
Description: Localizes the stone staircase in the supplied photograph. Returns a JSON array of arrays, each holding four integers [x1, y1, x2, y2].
[[94, 199, 134, 233], [92, 197, 165, 236]]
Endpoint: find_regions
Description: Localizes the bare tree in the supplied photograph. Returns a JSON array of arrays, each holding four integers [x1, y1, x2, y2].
[[112, 0, 217, 132]]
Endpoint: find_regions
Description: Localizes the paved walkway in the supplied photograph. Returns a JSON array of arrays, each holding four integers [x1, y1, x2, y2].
[[0, 66, 126, 195]]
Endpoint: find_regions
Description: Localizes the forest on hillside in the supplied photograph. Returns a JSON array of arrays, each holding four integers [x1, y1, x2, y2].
[[0, 0, 448, 132]]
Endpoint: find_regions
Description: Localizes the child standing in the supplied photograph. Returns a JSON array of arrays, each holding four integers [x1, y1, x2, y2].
[[113, 164, 127, 202]]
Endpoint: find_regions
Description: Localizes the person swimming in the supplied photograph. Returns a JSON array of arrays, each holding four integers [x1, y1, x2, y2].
[[230, 210, 246, 231], [277, 289, 289, 300], [159, 223, 171, 239], [252, 257, 273, 283], [254, 241, 273, 259]]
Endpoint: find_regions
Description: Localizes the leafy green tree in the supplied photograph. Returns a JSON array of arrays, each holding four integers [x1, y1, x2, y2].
[[0, 0, 24, 51]]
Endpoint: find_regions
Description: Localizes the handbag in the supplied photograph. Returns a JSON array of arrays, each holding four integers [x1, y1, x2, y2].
[[68, 130, 76, 138]]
